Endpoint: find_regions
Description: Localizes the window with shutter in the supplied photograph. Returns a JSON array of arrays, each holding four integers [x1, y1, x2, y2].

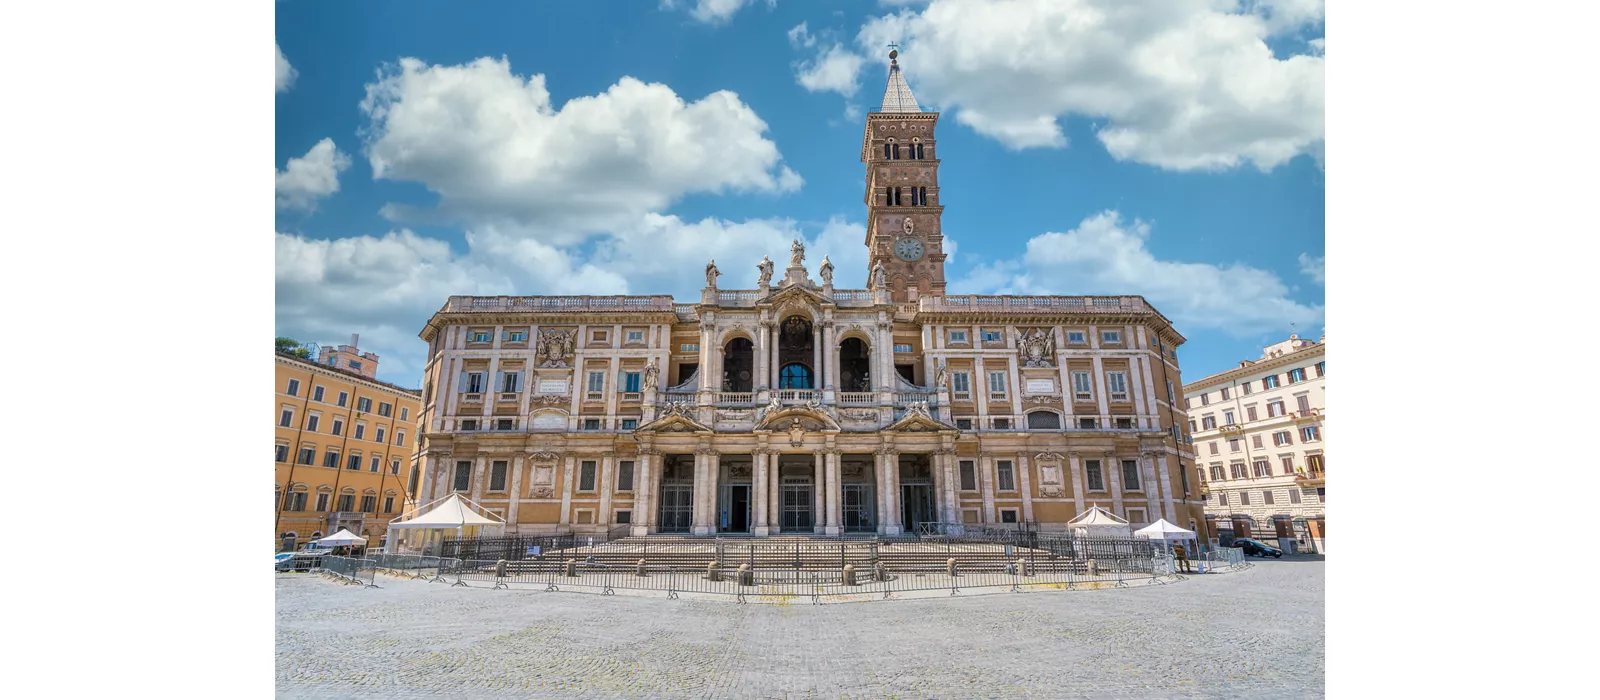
[[1252, 435, 1263, 449], [1281, 457, 1295, 474], [988, 371, 1007, 396], [346, 454, 360, 471], [1072, 371, 1092, 399], [1107, 372, 1129, 400], [286, 379, 300, 397], [952, 372, 971, 394], [1239, 491, 1250, 506], [453, 461, 472, 491], [1297, 394, 1311, 412], [323, 451, 339, 468], [375, 427, 386, 443]]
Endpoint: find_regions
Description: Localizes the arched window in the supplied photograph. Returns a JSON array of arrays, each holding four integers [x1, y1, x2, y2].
[[780, 363, 813, 389], [916, 143, 925, 159], [1027, 411, 1062, 429], [892, 142, 900, 159], [883, 143, 891, 160]]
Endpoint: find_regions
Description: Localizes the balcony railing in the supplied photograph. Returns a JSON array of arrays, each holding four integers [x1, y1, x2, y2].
[[838, 392, 875, 405], [716, 392, 754, 405], [777, 389, 816, 403], [620, 392, 643, 403], [894, 392, 938, 406], [919, 295, 1153, 314], [497, 392, 519, 403], [443, 295, 675, 313]]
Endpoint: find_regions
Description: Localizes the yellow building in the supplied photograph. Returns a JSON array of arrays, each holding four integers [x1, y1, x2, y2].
[[274, 339, 423, 551]]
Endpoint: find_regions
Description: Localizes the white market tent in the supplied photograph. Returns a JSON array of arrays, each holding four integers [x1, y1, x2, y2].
[[385, 493, 506, 554], [1134, 519, 1198, 545], [1068, 505, 1132, 538], [316, 529, 367, 547]]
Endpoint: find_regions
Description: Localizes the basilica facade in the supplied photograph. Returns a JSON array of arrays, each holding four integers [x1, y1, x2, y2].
[[412, 53, 1204, 540]]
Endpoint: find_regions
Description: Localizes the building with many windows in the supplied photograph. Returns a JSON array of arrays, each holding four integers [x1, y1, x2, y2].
[[1184, 335, 1326, 553], [411, 52, 1205, 540], [274, 339, 423, 551]]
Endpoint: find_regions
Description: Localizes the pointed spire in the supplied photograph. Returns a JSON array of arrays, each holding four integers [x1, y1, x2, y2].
[[879, 48, 922, 113]]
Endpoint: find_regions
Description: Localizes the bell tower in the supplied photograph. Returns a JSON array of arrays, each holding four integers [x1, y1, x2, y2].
[[862, 48, 946, 303]]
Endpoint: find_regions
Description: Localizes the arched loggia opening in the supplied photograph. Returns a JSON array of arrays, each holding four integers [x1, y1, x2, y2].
[[839, 338, 872, 391], [722, 337, 754, 392], [780, 363, 813, 389]]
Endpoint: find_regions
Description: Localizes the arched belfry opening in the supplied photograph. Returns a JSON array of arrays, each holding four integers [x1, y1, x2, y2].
[[723, 337, 754, 392], [778, 315, 814, 390]]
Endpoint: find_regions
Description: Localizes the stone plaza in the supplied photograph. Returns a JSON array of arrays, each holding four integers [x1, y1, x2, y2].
[[275, 557, 1324, 698]]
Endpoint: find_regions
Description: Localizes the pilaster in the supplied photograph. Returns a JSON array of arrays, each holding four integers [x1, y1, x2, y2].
[[824, 448, 841, 535]]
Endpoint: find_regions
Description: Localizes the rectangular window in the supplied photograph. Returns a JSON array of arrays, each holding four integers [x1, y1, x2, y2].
[[460, 419, 478, 431], [1239, 491, 1250, 506], [465, 373, 484, 394], [618, 460, 635, 491], [681, 343, 699, 352], [1264, 375, 1280, 389], [361, 495, 376, 513], [490, 461, 508, 491], [996, 460, 1016, 491], [453, 461, 472, 491], [1246, 406, 1258, 421], [1308, 454, 1324, 473], [949, 330, 967, 343], [1301, 426, 1321, 442], [956, 418, 973, 430], [315, 493, 329, 512], [391, 459, 401, 475], [1241, 382, 1253, 395], [275, 444, 288, 462], [500, 372, 522, 393], [368, 455, 380, 472], [1253, 460, 1270, 477], [1315, 361, 1325, 377], [592, 330, 608, 342], [1167, 380, 1175, 404], [952, 372, 971, 395], [1282, 457, 1295, 475], [991, 417, 1011, 430], [305, 414, 320, 432], [1000, 509, 1019, 524], [346, 454, 361, 471], [1263, 490, 1275, 505], [1290, 489, 1302, 504], [1273, 431, 1293, 447], [626, 330, 644, 343], [1317, 487, 1325, 503], [357, 397, 373, 412], [1223, 410, 1235, 425], [1229, 439, 1240, 453], [1296, 395, 1311, 412], [1219, 493, 1228, 506], [1101, 330, 1121, 344], [399, 407, 409, 422], [1085, 460, 1105, 491], [981, 330, 1002, 342], [1189, 419, 1197, 432], [959, 460, 977, 490], [330, 418, 343, 436], [298, 447, 315, 465], [1267, 401, 1285, 417], [384, 496, 396, 513], [395, 429, 405, 446], [1067, 331, 1086, 344], [1252, 435, 1263, 449], [1289, 368, 1306, 383], [1121, 460, 1141, 491], [587, 371, 605, 394], [1202, 416, 1216, 430], [312, 385, 325, 402], [893, 344, 913, 353], [623, 372, 642, 393], [470, 331, 491, 343], [495, 419, 514, 431], [987, 371, 1008, 398], [1071, 371, 1092, 400], [322, 451, 339, 468], [338, 494, 355, 514], [1079, 417, 1098, 429], [1209, 466, 1224, 481], [1106, 372, 1129, 401], [286, 379, 300, 397], [337, 391, 348, 407], [375, 427, 386, 444], [1200, 393, 1210, 406], [621, 419, 638, 430], [348, 360, 362, 371], [1208, 442, 1219, 455], [1115, 417, 1133, 429], [579, 461, 597, 491], [279, 408, 294, 428], [504, 330, 527, 342], [1220, 387, 1230, 400], [616, 510, 633, 524], [583, 419, 601, 431], [1230, 463, 1246, 479]]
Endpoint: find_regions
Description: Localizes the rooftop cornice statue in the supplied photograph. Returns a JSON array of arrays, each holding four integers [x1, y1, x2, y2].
[[757, 255, 774, 286], [705, 259, 721, 289], [790, 239, 805, 267], [820, 255, 834, 286]]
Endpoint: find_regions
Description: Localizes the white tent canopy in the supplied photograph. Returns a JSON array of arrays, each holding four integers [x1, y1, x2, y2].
[[1068, 505, 1132, 538], [317, 529, 366, 546], [387, 493, 504, 529], [1134, 519, 1197, 543]]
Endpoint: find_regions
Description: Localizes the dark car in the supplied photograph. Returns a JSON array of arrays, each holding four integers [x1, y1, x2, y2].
[[1231, 538, 1283, 558]]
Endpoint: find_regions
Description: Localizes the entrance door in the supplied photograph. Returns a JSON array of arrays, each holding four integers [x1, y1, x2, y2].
[[781, 481, 813, 530], [658, 483, 693, 533], [723, 484, 751, 533], [842, 484, 874, 532], [900, 484, 934, 533]]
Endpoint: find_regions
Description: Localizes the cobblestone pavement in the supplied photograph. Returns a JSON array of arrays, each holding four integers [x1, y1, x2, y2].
[[276, 557, 1324, 699]]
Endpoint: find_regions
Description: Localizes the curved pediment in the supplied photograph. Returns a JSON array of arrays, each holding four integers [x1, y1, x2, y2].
[[884, 403, 959, 434], [761, 284, 830, 311], [635, 403, 713, 434], [752, 404, 841, 433]]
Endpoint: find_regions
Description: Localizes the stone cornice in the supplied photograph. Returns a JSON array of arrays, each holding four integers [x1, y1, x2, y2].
[[1184, 342, 1325, 393], [275, 353, 422, 398]]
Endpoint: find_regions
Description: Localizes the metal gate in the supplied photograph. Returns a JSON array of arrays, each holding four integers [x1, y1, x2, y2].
[[842, 483, 874, 532], [781, 480, 813, 530], [658, 483, 693, 533]]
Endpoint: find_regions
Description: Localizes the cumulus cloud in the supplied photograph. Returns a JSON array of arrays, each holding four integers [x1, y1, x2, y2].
[[952, 211, 1322, 336], [275, 138, 351, 211], [851, 0, 1324, 171], [1298, 252, 1325, 285], [788, 22, 817, 48], [662, 0, 770, 25], [276, 41, 297, 92], [359, 56, 802, 241], [796, 44, 867, 97]]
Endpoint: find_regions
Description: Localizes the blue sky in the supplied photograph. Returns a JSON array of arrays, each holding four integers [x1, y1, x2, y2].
[[275, 0, 1325, 387]]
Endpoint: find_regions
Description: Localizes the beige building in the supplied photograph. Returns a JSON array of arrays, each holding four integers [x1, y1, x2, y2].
[[274, 339, 423, 551], [1184, 335, 1326, 553], [412, 52, 1205, 540]]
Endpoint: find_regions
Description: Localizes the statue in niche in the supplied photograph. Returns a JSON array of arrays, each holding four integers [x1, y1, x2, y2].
[[705, 259, 721, 289], [757, 255, 774, 286], [790, 239, 806, 267], [934, 361, 949, 390], [642, 358, 660, 391], [819, 255, 834, 286], [871, 261, 888, 290]]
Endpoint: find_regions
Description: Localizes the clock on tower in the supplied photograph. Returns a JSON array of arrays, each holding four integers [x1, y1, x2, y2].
[[861, 49, 945, 303]]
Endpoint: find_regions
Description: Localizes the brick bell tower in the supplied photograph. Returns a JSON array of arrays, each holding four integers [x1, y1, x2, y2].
[[862, 48, 946, 303]]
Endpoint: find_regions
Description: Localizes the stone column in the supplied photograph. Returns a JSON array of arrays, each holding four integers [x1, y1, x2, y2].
[[690, 449, 709, 535], [1091, 356, 1110, 421], [598, 454, 615, 525], [769, 450, 783, 534], [509, 454, 525, 529], [1128, 356, 1148, 424], [823, 320, 839, 391], [469, 452, 488, 503], [559, 455, 576, 528], [755, 321, 770, 392], [1068, 453, 1085, 516], [812, 450, 826, 533], [873, 451, 887, 534], [1107, 451, 1124, 519], [883, 449, 902, 535], [770, 323, 782, 389], [978, 454, 995, 524], [824, 449, 841, 535], [1018, 452, 1035, 523], [632, 451, 654, 536], [1158, 454, 1177, 523], [753, 450, 770, 536], [937, 450, 958, 525]]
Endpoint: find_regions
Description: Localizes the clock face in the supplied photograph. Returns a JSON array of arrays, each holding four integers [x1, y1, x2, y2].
[[895, 237, 924, 262]]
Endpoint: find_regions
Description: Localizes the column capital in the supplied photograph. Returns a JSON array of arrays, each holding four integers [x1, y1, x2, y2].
[[694, 447, 720, 457]]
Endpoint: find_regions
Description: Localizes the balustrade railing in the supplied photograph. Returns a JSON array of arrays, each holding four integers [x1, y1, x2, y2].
[[777, 389, 816, 402], [919, 295, 1153, 314], [445, 295, 675, 313], [838, 392, 875, 404], [716, 392, 755, 405], [893, 392, 937, 406]]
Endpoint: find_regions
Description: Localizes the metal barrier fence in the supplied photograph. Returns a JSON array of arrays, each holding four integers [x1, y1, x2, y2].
[[319, 556, 381, 589]]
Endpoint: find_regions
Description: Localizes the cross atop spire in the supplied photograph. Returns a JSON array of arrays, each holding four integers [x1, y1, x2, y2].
[[879, 46, 921, 113]]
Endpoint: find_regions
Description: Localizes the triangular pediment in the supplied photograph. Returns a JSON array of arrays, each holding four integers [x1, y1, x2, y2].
[[752, 404, 841, 432], [884, 405, 958, 433], [635, 406, 712, 434], [761, 284, 830, 308]]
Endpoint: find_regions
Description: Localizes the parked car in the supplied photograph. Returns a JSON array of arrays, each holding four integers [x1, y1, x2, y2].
[[274, 552, 296, 572], [1231, 538, 1284, 558]]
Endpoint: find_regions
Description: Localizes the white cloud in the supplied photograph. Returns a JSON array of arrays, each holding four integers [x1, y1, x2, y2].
[[275, 138, 351, 211], [275, 41, 297, 92], [788, 22, 817, 48], [952, 211, 1322, 335], [1298, 252, 1325, 285], [796, 44, 867, 97], [1307, 37, 1325, 57], [855, 0, 1325, 171], [662, 0, 768, 25], [359, 57, 802, 241]]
